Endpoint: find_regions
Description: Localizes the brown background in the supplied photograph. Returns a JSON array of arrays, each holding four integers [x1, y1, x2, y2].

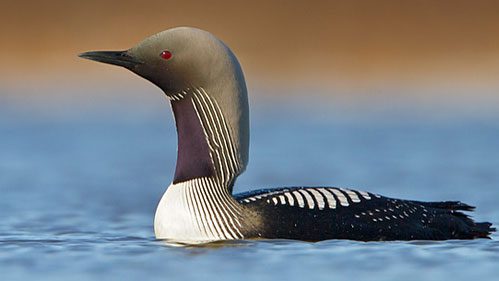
[[2, 0, 499, 102]]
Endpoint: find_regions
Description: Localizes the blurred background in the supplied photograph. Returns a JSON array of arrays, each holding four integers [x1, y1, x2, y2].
[[2, 0, 499, 110], [1, 1, 499, 280]]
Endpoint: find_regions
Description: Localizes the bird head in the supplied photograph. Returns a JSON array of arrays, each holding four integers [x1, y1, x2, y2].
[[79, 27, 239, 97], [79, 27, 250, 173]]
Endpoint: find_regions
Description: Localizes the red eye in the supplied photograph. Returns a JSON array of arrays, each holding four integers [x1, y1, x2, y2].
[[160, 50, 172, 60]]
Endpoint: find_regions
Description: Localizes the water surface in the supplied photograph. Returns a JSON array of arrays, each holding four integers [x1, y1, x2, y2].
[[1, 95, 498, 280]]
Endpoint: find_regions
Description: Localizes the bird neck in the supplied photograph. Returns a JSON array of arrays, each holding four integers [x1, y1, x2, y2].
[[170, 87, 248, 193]]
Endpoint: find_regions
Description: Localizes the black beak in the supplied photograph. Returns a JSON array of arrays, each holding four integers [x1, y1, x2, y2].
[[78, 50, 143, 69]]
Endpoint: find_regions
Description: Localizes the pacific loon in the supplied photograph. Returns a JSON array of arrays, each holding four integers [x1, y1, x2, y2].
[[80, 27, 495, 243]]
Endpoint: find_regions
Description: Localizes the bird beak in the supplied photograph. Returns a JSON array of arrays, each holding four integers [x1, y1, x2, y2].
[[78, 50, 143, 69]]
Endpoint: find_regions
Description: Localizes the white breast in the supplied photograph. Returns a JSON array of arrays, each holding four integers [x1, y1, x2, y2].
[[154, 182, 212, 243], [154, 179, 244, 243]]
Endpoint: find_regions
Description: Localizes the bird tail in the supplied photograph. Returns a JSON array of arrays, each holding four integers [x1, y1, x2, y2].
[[421, 201, 496, 239], [469, 222, 496, 239]]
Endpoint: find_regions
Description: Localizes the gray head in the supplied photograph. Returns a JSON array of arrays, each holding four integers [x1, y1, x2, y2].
[[80, 27, 249, 184], [80, 27, 246, 99]]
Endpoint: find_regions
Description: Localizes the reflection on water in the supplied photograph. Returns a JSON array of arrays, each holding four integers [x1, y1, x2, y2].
[[1, 96, 498, 280]]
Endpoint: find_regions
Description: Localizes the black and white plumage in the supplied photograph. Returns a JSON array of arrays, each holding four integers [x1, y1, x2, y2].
[[236, 187, 493, 241], [80, 27, 495, 244]]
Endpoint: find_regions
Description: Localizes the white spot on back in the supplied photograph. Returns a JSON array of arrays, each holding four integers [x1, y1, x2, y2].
[[278, 195, 286, 205], [331, 189, 349, 206], [307, 189, 325, 210], [284, 192, 295, 206], [358, 191, 371, 200], [271, 197, 278, 205], [341, 188, 361, 203], [292, 191, 305, 208], [317, 188, 336, 209], [298, 189, 315, 209]]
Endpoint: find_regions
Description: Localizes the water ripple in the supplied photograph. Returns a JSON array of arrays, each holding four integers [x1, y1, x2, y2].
[[1, 106, 498, 280]]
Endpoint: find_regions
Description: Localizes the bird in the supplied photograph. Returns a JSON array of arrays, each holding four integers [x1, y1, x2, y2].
[[79, 27, 495, 244]]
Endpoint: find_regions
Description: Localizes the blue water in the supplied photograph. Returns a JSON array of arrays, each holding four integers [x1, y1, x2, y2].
[[1, 93, 498, 281]]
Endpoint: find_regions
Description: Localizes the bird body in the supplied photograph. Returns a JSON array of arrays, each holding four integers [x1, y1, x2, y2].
[[80, 27, 495, 244]]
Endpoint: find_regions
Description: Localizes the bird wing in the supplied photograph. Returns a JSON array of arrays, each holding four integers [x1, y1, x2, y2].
[[235, 187, 495, 240]]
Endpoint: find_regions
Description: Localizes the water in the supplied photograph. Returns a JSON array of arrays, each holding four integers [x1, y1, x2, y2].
[[1, 94, 498, 281]]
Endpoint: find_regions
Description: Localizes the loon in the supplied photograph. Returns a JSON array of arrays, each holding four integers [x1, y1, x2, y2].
[[80, 27, 495, 243]]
